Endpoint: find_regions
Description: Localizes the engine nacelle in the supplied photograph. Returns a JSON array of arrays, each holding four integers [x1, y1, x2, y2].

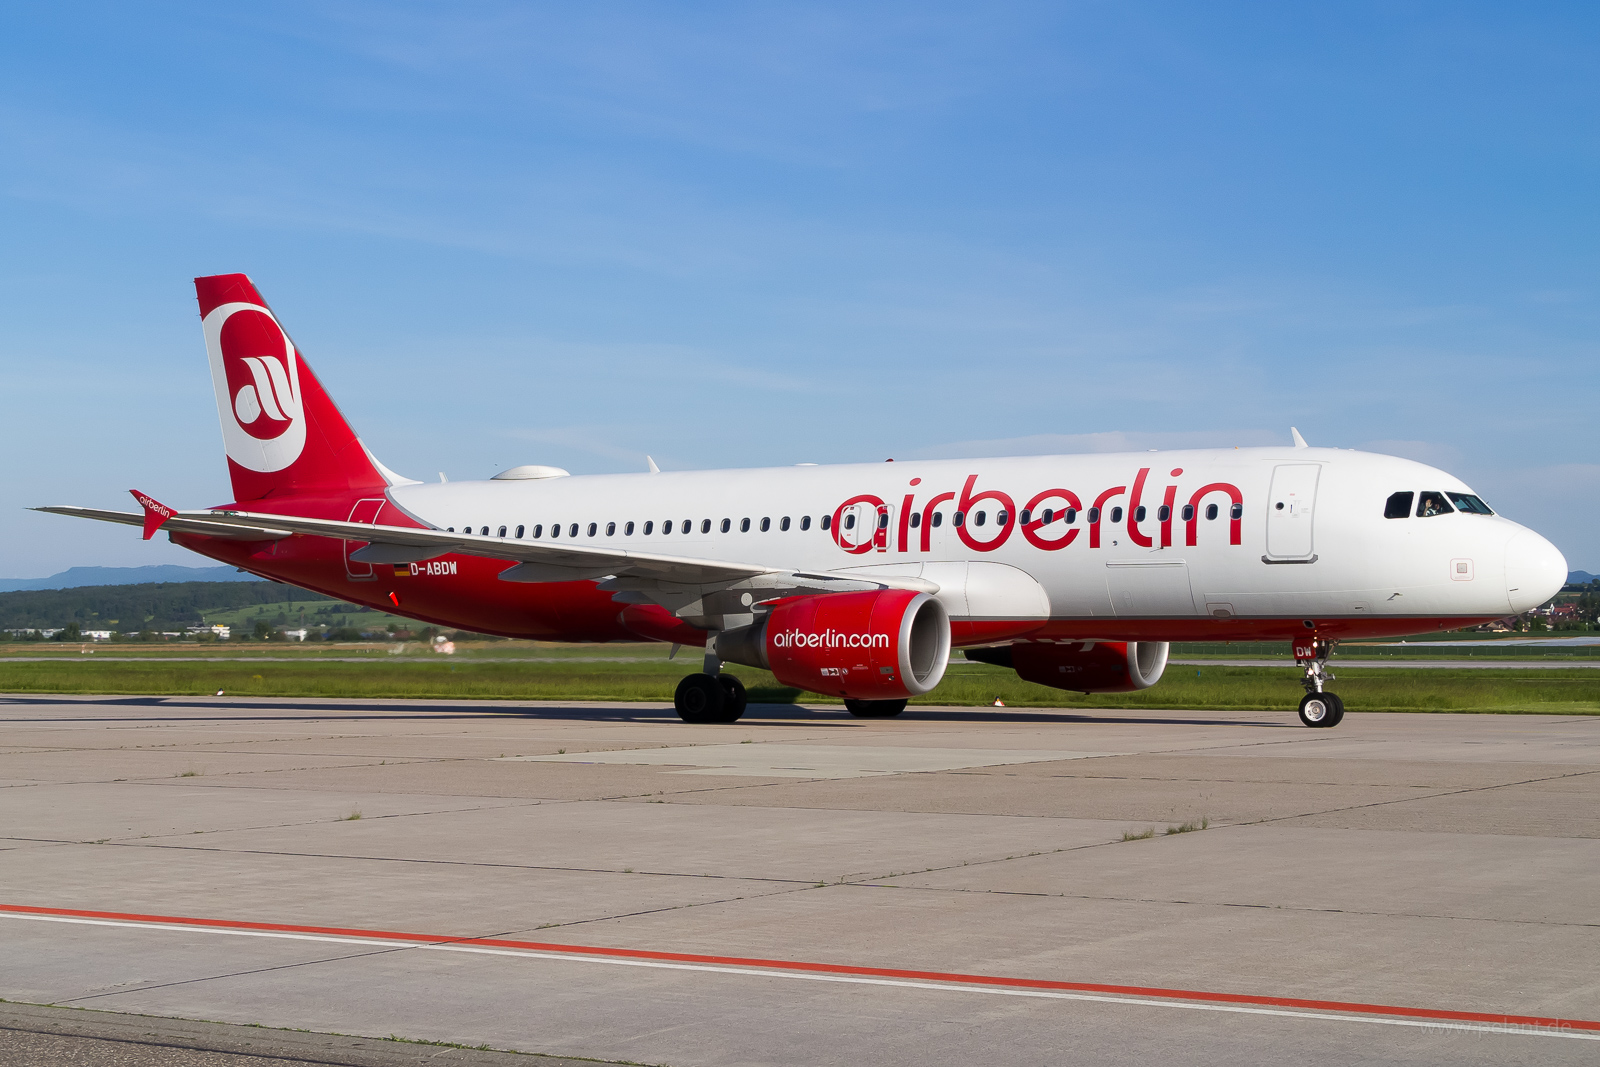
[[967, 640, 1168, 693], [716, 589, 950, 700]]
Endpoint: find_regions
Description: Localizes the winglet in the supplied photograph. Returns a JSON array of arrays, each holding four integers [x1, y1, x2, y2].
[[129, 490, 177, 540], [1290, 427, 1309, 449], [647, 455, 661, 474]]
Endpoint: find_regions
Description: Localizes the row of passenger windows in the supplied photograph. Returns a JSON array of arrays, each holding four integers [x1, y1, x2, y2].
[[443, 502, 1245, 540], [1383, 491, 1494, 519], [447, 516, 823, 539]]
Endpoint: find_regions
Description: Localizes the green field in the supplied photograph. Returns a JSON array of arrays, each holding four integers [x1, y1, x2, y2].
[[1, 653, 1596, 714]]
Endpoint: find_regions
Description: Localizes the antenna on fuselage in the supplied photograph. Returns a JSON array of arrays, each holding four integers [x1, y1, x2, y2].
[[1290, 427, 1309, 449]]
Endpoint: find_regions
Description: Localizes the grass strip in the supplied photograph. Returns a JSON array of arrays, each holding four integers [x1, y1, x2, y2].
[[1, 660, 1597, 714]]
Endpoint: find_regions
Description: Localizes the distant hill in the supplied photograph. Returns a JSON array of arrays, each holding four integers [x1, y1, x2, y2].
[[0, 565, 262, 593], [0, 581, 333, 632], [1571, 571, 1597, 586]]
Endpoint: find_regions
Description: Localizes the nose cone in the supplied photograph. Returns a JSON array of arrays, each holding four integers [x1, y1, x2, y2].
[[1505, 529, 1568, 614]]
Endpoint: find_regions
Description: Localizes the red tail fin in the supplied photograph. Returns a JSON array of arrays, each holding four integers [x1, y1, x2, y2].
[[196, 274, 390, 503]]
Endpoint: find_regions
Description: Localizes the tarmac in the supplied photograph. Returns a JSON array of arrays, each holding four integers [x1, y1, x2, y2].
[[1, 693, 1597, 1065]]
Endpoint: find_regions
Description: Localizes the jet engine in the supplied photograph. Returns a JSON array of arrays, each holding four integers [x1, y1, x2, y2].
[[717, 589, 950, 700], [966, 640, 1168, 693]]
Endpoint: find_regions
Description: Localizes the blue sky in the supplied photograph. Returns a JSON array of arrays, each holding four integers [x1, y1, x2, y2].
[[3, 1, 1596, 576]]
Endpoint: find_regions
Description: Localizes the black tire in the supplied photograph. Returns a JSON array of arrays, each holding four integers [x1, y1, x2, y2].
[[844, 698, 908, 718], [1297, 691, 1343, 728], [717, 675, 748, 722], [675, 674, 727, 723]]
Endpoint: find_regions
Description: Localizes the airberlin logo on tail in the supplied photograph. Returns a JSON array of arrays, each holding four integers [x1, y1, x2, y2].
[[203, 302, 306, 473], [772, 629, 890, 650]]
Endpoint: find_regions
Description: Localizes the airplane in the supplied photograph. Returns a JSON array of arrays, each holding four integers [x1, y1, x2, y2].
[[38, 274, 1568, 728]]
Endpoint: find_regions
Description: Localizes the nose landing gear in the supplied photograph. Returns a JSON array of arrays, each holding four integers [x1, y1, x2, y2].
[[1294, 638, 1343, 728]]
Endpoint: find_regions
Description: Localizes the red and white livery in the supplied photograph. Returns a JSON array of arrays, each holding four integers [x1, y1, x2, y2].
[[41, 274, 1568, 727]]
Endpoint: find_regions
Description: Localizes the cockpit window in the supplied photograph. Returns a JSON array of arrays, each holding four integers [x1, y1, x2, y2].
[[1384, 491, 1413, 519], [1416, 491, 1454, 518], [1447, 492, 1494, 515]]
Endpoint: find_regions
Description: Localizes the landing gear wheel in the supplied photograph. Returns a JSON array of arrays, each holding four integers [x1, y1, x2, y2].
[[717, 675, 748, 722], [675, 674, 727, 724], [1298, 691, 1344, 728], [843, 698, 908, 718]]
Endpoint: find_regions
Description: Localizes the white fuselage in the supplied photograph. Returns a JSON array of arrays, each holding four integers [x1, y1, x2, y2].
[[386, 446, 1566, 632]]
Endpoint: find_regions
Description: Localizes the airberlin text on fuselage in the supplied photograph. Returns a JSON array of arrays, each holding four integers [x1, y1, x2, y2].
[[831, 468, 1245, 555]]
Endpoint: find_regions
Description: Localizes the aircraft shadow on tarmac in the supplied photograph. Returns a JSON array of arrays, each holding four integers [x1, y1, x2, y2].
[[0, 694, 1283, 729]]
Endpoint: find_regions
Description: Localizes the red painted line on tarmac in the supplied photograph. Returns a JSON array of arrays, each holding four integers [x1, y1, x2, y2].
[[4, 902, 1594, 1033]]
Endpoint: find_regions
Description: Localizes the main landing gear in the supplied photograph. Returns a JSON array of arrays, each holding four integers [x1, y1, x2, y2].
[[1295, 638, 1343, 728], [673, 651, 747, 724]]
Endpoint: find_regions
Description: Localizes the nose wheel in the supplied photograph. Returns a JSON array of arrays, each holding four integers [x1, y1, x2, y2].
[[1295, 638, 1343, 728]]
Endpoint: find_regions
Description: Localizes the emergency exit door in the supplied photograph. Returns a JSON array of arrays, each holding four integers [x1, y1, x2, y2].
[[1264, 464, 1320, 561]]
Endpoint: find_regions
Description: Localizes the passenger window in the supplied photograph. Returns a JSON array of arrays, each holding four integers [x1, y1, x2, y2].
[[1064, 508, 1077, 523], [681, 519, 691, 534], [569, 523, 579, 537], [740, 518, 750, 532], [910, 513, 921, 528], [625, 521, 634, 535], [498, 525, 507, 538], [877, 511, 888, 529], [551, 524, 561, 538], [606, 522, 616, 536], [644, 521, 654, 535], [844, 514, 855, 530], [480, 526, 489, 536], [1087, 507, 1100, 524], [1109, 507, 1123, 523], [953, 511, 965, 527], [997, 509, 1008, 525], [532, 524, 543, 538], [1157, 505, 1170, 522], [447, 527, 454, 533], [720, 518, 731, 533], [780, 516, 791, 531], [1180, 505, 1193, 522], [801, 515, 812, 531], [974, 511, 986, 527], [515, 525, 524, 538], [1384, 491, 1414, 519], [761, 517, 771, 532], [1447, 492, 1494, 515], [932, 512, 943, 528], [586, 523, 596, 537], [1417, 492, 1453, 518], [821, 515, 831, 530], [701, 519, 711, 533], [1229, 503, 1243, 520], [1134, 506, 1146, 522], [1020, 509, 1032, 524], [1205, 504, 1217, 521]]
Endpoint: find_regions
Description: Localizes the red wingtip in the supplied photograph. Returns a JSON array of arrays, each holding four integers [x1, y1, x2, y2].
[[129, 490, 176, 540]]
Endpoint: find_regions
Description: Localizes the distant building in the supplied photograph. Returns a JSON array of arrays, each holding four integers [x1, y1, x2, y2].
[[282, 629, 308, 641]]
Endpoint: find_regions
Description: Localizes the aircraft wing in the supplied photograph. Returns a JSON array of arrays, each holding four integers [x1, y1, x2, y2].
[[39, 505, 935, 595], [33, 506, 295, 542]]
